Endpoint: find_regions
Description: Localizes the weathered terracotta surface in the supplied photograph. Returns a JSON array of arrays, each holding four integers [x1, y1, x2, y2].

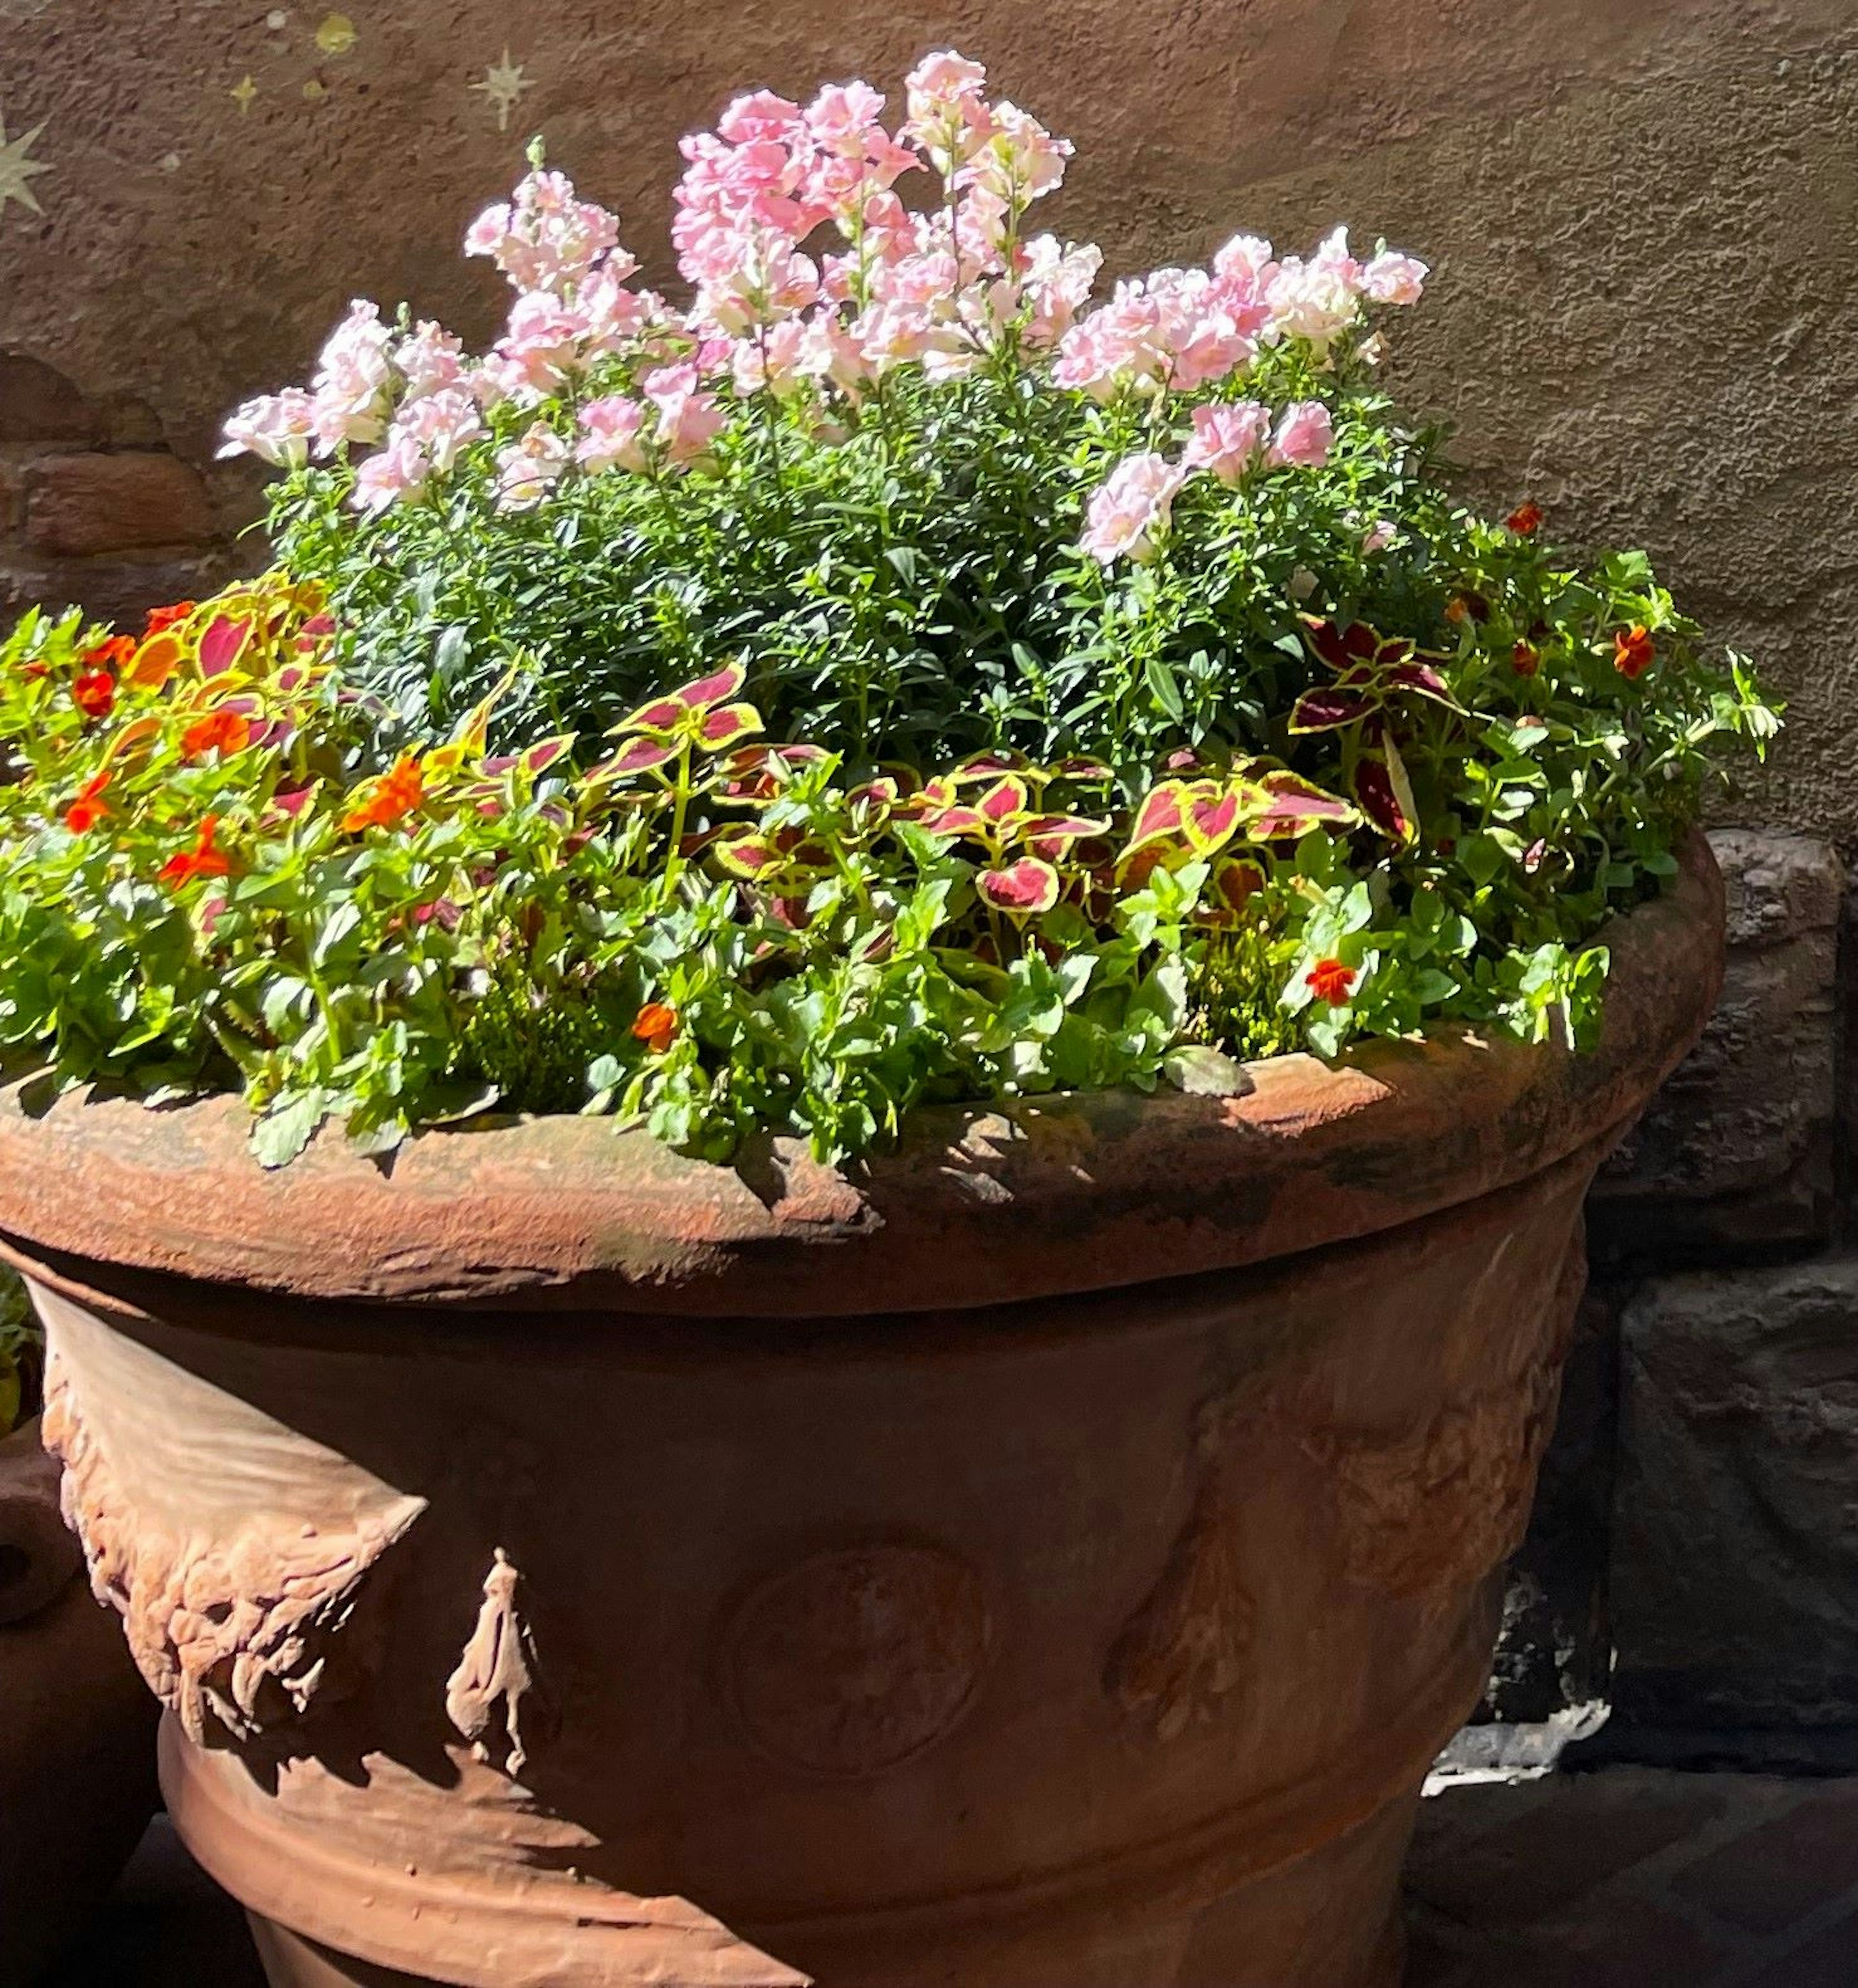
[[2, 842, 1723, 1988], [0, 1420, 161, 1988]]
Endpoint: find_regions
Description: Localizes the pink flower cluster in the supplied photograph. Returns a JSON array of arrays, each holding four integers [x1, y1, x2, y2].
[[216, 47, 1430, 548]]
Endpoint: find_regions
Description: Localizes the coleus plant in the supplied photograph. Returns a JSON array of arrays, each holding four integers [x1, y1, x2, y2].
[[0, 48, 1779, 1168]]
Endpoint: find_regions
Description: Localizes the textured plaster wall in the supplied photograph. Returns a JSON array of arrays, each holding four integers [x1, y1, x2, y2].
[[1, 0, 1854, 837]]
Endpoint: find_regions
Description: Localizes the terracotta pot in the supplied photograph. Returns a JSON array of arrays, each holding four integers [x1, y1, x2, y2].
[[0, 1418, 161, 1988], [0, 838, 1723, 1988]]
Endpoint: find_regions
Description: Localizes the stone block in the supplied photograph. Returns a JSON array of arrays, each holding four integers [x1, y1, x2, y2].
[[24, 452, 217, 560], [1610, 1257, 1858, 1735], [1590, 828, 1841, 1268], [0, 355, 101, 448]]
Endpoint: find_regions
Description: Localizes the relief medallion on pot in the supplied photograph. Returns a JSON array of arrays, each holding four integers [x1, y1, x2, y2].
[[1106, 1476, 1255, 1742], [721, 1543, 991, 1778]]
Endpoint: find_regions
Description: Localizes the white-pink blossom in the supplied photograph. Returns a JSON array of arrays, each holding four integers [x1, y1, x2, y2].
[[1269, 400, 1335, 469], [396, 388, 483, 473], [643, 363, 727, 467], [902, 49, 994, 174], [960, 101, 1072, 208], [494, 422, 571, 510], [1080, 451, 1186, 566], [1361, 248, 1428, 306], [351, 433, 431, 514], [464, 168, 626, 296], [308, 299, 395, 454], [576, 395, 648, 473], [1019, 236, 1102, 346], [493, 291, 586, 398], [217, 388, 317, 468], [394, 321, 465, 402], [1182, 400, 1272, 484]]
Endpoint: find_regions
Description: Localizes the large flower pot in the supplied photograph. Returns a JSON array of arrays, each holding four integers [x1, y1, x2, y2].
[[0, 1418, 161, 1988], [0, 838, 1721, 1988]]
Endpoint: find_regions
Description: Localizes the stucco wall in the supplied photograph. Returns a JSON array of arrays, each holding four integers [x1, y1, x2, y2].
[[1, 0, 1854, 832]]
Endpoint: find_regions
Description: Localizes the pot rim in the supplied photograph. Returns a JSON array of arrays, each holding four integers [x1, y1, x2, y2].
[[0, 834, 1723, 1318]]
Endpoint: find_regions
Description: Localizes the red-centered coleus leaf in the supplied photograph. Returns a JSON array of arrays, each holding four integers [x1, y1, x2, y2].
[[520, 734, 576, 774], [1019, 813, 1110, 860], [1180, 780, 1240, 856], [1354, 735, 1418, 843], [1300, 615, 1379, 672], [976, 857, 1061, 917], [975, 775, 1030, 824], [267, 783, 319, 822], [696, 701, 764, 752], [1162, 746, 1205, 773], [913, 774, 959, 811], [1247, 770, 1360, 840], [1289, 684, 1377, 733], [915, 803, 991, 838], [1056, 755, 1114, 783], [198, 615, 253, 678], [273, 663, 313, 695], [1127, 781, 1188, 852], [854, 925, 897, 964], [585, 736, 677, 783], [1383, 659, 1464, 711], [617, 659, 748, 738], [948, 749, 1032, 784], [1212, 856, 1266, 915]]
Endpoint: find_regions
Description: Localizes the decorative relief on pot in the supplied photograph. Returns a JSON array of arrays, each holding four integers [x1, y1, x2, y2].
[[445, 1547, 552, 1778], [722, 1543, 990, 1778], [34, 1288, 427, 1745], [1106, 1476, 1254, 1742]]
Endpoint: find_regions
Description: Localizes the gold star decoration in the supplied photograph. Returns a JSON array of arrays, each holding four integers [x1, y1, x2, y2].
[[229, 74, 259, 115], [0, 110, 50, 218], [314, 12, 356, 57], [472, 49, 535, 133], [302, 77, 329, 102]]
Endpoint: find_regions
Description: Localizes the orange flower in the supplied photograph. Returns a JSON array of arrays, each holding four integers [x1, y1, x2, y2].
[[341, 754, 425, 833], [631, 1002, 679, 1054], [143, 601, 196, 637], [1444, 596, 1469, 625], [1305, 956, 1356, 1007], [158, 814, 233, 888], [63, 770, 112, 834], [1613, 625, 1656, 680], [1511, 640, 1540, 678], [84, 635, 135, 671], [1506, 501, 1544, 536], [72, 668, 115, 720], [181, 708, 251, 760]]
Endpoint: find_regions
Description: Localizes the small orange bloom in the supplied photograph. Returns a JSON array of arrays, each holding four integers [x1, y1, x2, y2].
[[72, 668, 116, 720], [1614, 625, 1656, 680], [158, 814, 234, 888], [1512, 640, 1541, 678], [631, 1002, 679, 1054], [84, 635, 135, 672], [1306, 957, 1356, 1007], [63, 770, 112, 834], [143, 601, 196, 637], [1444, 596, 1469, 625], [341, 754, 425, 833], [181, 708, 252, 760], [1506, 501, 1544, 537]]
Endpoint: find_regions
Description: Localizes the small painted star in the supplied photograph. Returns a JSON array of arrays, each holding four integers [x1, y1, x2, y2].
[[265, 8, 288, 27], [0, 111, 50, 218], [471, 49, 535, 133], [302, 77, 329, 102], [314, 12, 356, 57], [229, 74, 259, 115]]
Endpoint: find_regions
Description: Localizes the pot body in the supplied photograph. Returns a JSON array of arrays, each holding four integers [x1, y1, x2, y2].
[[0, 1422, 160, 1988], [28, 1137, 1596, 1988]]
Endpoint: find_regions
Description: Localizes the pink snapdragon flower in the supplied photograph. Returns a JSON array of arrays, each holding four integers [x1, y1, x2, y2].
[[1019, 236, 1102, 345], [309, 299, 395, 453], [1264, 228, 1364, 352], [395, 321, 465, 401], [351, 433, 431, 514], [902, 49, 994, 174], [494, 422, 571, 510], [1362, 248, 1428, 306], [1080, 451, 1187, 566], [731, 317, 812, 396], [1269, 400, 1335, 468], [492, 291, 587, 399], [576, 395, 648, 473], [1212, 233, 1276, 287], [1182, 400, 1272, 484], [689, 226, 820, 336], [1055, 269, 1258, 399], [218, 388, 317, 468], [464, 168, 627, 296], [643, 363, 727, 467], [960, 101, 1072, 207], [1361, 517, 1398, 554], [397, 388, 483, 473]]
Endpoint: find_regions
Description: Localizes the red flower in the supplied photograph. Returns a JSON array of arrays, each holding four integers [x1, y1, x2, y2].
[[143, 601, 196, 637], [631, 1002, 679, 1054], [341, 754, 425, 833], [84, 635, 135, 671], [72, 668, 116, 720], [63, 770, 112, 834], [181, 708, 252, 760], [1506, 501, 1544, 537], [1614, 625, 1656, 680], [1511, 640, 1540, 678], [1305, 956, 1356, 1007], [158, 814, 234, 888]]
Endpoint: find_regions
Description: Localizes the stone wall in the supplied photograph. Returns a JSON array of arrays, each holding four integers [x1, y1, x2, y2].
[[4, 0, 1858, 1760]]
